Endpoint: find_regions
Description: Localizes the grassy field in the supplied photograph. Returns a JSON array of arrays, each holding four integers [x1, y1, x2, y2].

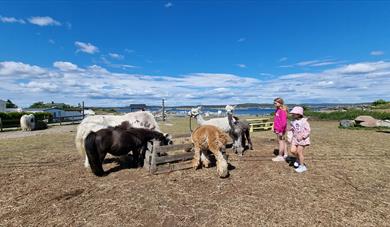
[[0, 117, 389, 226]]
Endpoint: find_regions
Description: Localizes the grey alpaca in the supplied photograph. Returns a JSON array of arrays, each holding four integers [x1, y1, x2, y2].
[[227, 112, 253, 156]]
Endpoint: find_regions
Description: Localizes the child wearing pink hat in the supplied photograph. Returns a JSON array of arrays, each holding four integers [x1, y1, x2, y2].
[[288, 106, 311, 173], [272, 97, 288, 162]]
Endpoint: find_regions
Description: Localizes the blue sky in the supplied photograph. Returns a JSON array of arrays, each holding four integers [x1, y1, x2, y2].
[[1, 1, 390, 107]]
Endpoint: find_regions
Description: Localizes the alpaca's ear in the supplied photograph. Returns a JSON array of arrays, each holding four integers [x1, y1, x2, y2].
[[164, 133, 173, 141]]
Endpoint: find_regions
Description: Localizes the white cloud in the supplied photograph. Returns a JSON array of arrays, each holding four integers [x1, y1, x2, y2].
[[65, 22, 72, 29], [236, 64, 247, 68], [109, 53, 124, 60], [53, 61, 80, 71], [370, 50, 384, 56], [1, 60, 390, 106], [121, 64, 137, 69], [279, 57, 288, 62], [75, 41, 99, 54], [100, 56, 136, 69], [237, 38, 246, 42], [0, 61, 46, 76], [282, 59, 343, 68], [125, 49, 135, 53], [165, 2, 173, 8], [48, 39, 55, 44], [329, 61, 390, 74], [0, 16, 25, 24], [28, 16, 61, 26]]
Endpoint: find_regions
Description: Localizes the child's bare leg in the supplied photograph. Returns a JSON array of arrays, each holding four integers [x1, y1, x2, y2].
[[297, 145, 305, 165], [290, 145, 297, 156], [279, 137, 287, 156], [277, 135, 286, 156]]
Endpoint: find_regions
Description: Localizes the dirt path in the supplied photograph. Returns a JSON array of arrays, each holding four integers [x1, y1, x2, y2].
[[0, 121, 389, 226]]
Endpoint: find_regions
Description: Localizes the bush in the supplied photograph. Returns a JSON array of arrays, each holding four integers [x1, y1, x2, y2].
[[372, 99, 388, 106], [305, 110, 390, 121], [0, 112, 53, 128], [35, 120, 48, 130]]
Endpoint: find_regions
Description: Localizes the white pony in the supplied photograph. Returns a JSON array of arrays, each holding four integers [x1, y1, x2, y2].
[[20, 114, 35, 131], [75, 111, 161, 168]]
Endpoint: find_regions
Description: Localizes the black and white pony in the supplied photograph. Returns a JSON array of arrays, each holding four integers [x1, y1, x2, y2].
[[84, 122, 173, 176], [75, 111, 162, 168]]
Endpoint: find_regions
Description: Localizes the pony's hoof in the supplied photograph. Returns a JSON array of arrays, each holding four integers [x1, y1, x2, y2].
[[192, 160, 200, 170], [218, 169, 229, 178], [202, 160, 211, 168]]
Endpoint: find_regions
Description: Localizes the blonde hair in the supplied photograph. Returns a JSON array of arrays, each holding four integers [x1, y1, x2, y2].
[[274, 97, 288, 111]]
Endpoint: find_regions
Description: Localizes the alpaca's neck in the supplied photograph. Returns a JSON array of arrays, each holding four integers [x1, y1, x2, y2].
[[195, 114, 205, 125], [227, 113, 235, 129]]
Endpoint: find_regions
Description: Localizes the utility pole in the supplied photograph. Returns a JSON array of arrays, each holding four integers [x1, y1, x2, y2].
[[162, 98, 166, 121]]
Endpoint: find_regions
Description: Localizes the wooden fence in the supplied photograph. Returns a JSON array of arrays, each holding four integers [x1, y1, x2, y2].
[[246, 117, 274, 132]]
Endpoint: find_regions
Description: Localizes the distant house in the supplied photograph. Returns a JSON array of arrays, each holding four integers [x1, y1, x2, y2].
[[129, 104, 147, 112], [83, 109, 96, 116], [42, 108, 83, 121], [0, 99, 5, 112]]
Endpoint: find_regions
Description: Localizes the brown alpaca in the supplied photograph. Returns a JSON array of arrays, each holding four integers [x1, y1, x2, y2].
[[191, 125, 229, 178]]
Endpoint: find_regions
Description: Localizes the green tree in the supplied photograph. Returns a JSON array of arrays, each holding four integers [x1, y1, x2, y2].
[[5, 99, 18, 108], [372, 99, 387, 106]]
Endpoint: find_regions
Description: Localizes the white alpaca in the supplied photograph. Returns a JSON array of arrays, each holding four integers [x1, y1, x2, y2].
[[20, 114, 35, 131], [75, 111, 161, 168], [188, 106, 235, 133]]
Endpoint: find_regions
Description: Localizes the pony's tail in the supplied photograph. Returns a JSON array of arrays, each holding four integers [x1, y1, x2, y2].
[[85, 132, 105, 176]]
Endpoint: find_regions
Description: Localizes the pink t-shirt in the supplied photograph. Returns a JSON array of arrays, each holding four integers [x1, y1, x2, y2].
[[273, 108, 287, 134]]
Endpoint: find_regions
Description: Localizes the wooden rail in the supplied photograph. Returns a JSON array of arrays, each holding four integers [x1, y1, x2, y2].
[[144, 133, 194, 174], [246, 118, 274, 132]]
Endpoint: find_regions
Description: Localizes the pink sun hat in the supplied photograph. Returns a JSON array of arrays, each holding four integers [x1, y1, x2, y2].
[[290, 106, 304, 116]]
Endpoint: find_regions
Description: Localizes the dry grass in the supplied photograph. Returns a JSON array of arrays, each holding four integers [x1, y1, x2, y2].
[[0, 119, 389, 226]]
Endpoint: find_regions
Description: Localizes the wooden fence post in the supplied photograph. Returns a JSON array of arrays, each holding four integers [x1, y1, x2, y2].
[[150, 140, 159, 174], [0, 117, 2, 132], [162, 99, 166, 121], [82, 101, 85, 119]]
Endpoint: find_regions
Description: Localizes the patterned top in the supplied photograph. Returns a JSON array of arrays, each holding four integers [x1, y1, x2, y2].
[[290, 118, 311, 146]]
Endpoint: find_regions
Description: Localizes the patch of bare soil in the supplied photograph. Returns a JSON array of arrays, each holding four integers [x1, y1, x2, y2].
[[0, 125, 77, 140], [0, 121, 389, 226]]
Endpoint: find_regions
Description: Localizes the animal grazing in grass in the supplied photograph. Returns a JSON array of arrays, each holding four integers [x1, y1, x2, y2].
[[191, 125, 229, 178], [20, 114, 35, 131], [75, 111, 161, 168], [226, 105, 253, 156], [84, 121, 173, 176]]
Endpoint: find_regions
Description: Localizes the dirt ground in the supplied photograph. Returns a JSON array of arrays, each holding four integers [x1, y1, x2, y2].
[[0, 119, 389, 226]]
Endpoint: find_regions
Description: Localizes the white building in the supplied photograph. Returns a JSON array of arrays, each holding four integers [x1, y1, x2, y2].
[[42, 108, 83, 121], [83, 109, 96, 116], [0, 99, 5, 112]]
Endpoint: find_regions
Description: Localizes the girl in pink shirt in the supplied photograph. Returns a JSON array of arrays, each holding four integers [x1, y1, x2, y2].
[[272, 97, 288, 162], [288, 106, 311, 173]]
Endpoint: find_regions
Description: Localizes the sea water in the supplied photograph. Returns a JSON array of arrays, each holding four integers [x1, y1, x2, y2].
[[116, 107, 275, 116]]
